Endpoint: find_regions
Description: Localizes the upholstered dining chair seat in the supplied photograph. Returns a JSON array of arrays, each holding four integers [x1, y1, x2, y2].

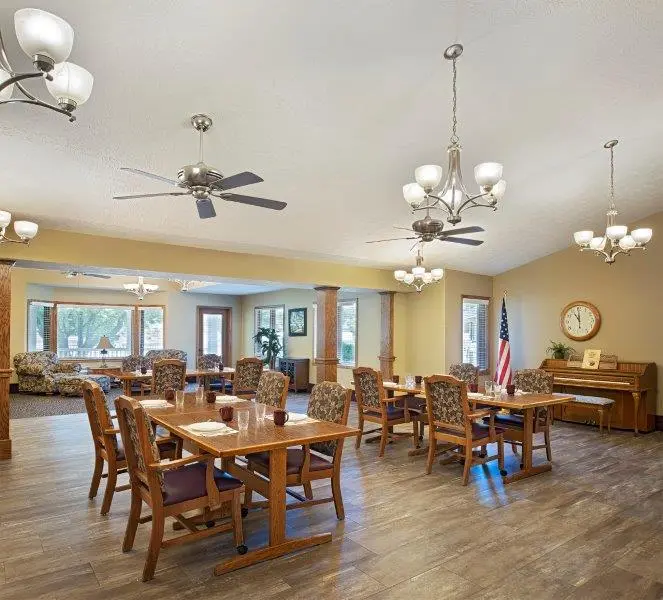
[[363, 406, 406, 420], [162, 463, 243, 506], [246, 448, 332, 476], [487, 413, 525, 428], [394, 396, 426, 415], [435, 421, 506, 441]]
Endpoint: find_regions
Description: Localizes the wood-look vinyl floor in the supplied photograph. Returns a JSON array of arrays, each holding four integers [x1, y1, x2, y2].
[[1, 397, 663, 599]]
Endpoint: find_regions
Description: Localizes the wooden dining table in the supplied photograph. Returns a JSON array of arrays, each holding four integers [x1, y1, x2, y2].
[[141, 395, 359, 575], [470, 392, 574, 483], [109, 368, 235, 395]]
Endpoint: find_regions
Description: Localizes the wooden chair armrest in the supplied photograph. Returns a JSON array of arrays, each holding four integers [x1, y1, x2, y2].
[[148, 453, 212, 472], [155, 436, 177, 445], [467, 409, 492, 420], [103, 427, 121, 435]]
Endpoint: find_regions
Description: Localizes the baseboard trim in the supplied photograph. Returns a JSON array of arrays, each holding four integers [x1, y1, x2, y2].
[[655, 415, 663, 431]]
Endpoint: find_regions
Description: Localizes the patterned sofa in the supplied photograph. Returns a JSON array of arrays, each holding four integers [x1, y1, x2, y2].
[[143, 349, 188, 369], [13, 351, 111, 396]]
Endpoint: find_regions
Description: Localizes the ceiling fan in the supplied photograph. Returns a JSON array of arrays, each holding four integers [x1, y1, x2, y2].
[[367, 214, 485, 250], [113, 114, 287, 219], [62, 271, 111, 279]]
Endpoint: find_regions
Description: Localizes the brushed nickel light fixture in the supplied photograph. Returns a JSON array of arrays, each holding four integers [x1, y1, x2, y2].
[[0, 210, 38, 244], [402, 43, 506, 225], [0, 8, 93, 122], [123, 276, 159, 301], [573, 140, 652, 264], [394, 247, 444, 293]]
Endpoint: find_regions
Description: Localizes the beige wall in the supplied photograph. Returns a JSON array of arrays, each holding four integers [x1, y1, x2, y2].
[[493, 210, 663, 414], [10, 268, 242, 376]]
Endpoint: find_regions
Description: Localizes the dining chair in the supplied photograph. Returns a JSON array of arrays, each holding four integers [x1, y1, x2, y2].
[[114, 395, 247, 582], [254, 371, 289, 408], [353, 367, 420, 457], [243, 381, 352, 518], [82, 381, 179, 515], [490, 369, 555, 462], [197, 353, 228, 392], [449, 363, 479, 386], [424, 374, 506, 485], [232, 357, 264, 397], [141, 358, 187, 396]]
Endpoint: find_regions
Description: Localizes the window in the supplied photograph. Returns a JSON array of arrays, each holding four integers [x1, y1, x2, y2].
[[197, 307, 231, 362], [27, 300, 164, 360], [462, 296, 489, 372], [254, 305, 285, 358], [312, 298, 358, 368]]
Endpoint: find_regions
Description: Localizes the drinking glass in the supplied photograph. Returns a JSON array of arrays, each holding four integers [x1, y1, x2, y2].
[[405, 374, 415, 390], [237, 409, 250, 432], [175, 390, 185, 407], [195, 385, 204, 403], [484, 381, 494, 397], [492, 383, 503, 398], [255, 402, 266, 421]]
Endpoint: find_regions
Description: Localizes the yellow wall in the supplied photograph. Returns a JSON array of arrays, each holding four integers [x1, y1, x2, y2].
[[10, 268, 242, 375], [493, 210, 663, 414]]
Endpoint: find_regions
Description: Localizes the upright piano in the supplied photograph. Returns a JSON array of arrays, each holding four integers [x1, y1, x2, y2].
[[539, 359, 657, 433]]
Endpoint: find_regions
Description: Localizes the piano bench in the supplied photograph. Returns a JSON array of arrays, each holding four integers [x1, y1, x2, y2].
[[567, 395, 615, 434]]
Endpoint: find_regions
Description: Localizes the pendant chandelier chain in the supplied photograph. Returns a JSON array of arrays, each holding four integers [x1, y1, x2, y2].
[[450, 57, 459, 146], [199, 128, 204, 163], [609, 144, 615, 210]]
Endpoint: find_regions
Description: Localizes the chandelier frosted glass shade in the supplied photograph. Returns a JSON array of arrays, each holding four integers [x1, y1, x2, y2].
[[474, 162, 503, 187], [0, 210, 38, 244], [45, 62, 94, 107], [403, 183, 426, 207], [414, 165, 443, 191], [631, 228, 652, 244], [14, 8, 74, 65]]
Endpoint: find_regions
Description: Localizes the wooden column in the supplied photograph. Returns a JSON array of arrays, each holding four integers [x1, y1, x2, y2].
[[314, 286, 339, 382], [378, 291, 396, 380], [0, 260, 15, 460]]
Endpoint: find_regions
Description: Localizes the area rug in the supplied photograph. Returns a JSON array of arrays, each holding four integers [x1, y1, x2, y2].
[[9, 388, 123, 419]]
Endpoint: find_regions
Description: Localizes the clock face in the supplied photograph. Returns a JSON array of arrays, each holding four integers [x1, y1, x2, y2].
[[560, 301, 601, 341]]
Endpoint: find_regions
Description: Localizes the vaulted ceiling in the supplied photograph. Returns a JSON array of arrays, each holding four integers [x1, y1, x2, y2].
[[2, 0, 662, 275]]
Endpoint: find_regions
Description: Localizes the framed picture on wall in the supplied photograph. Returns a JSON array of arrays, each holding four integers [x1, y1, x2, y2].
[[288, 308, 307, 337]]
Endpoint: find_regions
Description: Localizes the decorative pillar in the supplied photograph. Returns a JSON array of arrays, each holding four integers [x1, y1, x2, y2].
[[0, 260, 15, 460], [314, 286, 339, 382], [378, 291, 396, 380]]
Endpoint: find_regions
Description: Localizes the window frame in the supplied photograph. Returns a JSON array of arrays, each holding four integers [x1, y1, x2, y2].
[[253, 304, 286, 359], [26, 299, 166, 361], [196, 305, 232, 364], [461, 295, 490, 375], [312, 298, 359, 368]]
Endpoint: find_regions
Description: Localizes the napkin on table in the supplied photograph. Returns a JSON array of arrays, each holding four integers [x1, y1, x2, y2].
[[180, 422, 238, 437]]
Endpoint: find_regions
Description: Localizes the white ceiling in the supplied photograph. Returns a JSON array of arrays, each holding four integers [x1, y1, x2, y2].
[[2, 0, 662, 275]]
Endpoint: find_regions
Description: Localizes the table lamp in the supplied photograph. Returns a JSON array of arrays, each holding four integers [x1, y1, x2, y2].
[[96, 335, 114, 368]]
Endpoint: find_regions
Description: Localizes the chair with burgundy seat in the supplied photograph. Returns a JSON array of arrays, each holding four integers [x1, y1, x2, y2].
[[114, 395, 246, 582], [82, 381, 179, 515], [353, 367, 420, 457], [232, 357, 264, 398], [243, 381, 352, 518], [424, 374, 505, 485]]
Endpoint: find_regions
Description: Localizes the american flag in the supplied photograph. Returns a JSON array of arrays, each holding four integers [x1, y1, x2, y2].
[[495, 296, 512, 385]]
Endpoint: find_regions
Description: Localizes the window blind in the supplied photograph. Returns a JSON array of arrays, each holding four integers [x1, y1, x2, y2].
[[254, 305, 285, 358], [462, 297, 490, 371], [27, 301, 54, 352], [312, 299, 358, 367], [138, 306, 164, 355]]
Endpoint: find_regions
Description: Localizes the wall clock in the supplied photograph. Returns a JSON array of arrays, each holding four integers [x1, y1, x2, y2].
[[560, 301, 601, 341]]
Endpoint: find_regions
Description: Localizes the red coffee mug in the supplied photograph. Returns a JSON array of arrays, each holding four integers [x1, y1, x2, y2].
[[220, 405, 234, 422], [468, 383, 478, 393], [206, 391, 216, 404], [164, 388, 175, 401], [506, 384, 516, 396], [392, 375, 400, 384], [273, 409, 289, 427]]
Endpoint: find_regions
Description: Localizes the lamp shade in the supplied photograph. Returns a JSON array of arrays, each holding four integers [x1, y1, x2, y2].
[[13, 220, 38, 239], [606, 225, 627, 241], [431, 268, 444, 280], [411, 266, 425, 277], [618, 235, 636, 250], [442, 188, 463, 208], [474, 162, 503, 187], [46, 62, 93, 106], [402, 183, 426, 206], [96, 335, 114, 350], [14, 8, 74, 64], [394, 270, 407, 281], [403, 273, 415, 285], [631, 228, 653, 244], [0, 210, 11, 228], [574, 230, 593, 245], [589, 236, 606, 250], [490, 179, 507, 201], [0, 68, 14, 101], [414, 165, 443, 190], [421, 272, 433, 284]]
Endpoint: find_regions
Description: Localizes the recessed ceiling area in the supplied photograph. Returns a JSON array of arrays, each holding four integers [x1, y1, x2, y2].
[[2, 1, 662, 275]]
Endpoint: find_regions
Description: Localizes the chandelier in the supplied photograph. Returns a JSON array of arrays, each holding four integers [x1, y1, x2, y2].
[[0, 210, 38, 244], [394, 248, 444, 292], [169, 279, 214, 292], [574, 140, 652, 264], [0, 9, 93, 122], [123, 277, 159, 301], [402, 43, 506, 225]]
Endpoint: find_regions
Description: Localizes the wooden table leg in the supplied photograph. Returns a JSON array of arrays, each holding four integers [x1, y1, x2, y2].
[[214, 448, 332, 575], [502, 407, 552, 484], [632, 392, 640, 436], [123, 380, 132, 396]]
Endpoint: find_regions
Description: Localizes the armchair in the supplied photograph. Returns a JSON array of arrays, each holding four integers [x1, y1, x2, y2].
[[13, 351, 81, 394]]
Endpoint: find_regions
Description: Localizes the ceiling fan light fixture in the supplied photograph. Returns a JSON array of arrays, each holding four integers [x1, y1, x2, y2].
[[14, 8, 73, 66]]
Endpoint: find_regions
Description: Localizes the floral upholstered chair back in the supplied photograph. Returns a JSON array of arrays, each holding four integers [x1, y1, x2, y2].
[[255, 371, 288, 408], [197, 353, 222, 370], [151, 359, 186, 394], [122, 355, 144, 372], [449, 363, 479, 386], [307, 382, 351, 458], [233, 358, 263, 395], [352, 367, 383, 412], [13, 351, 58, 374], [513, 369, 553, 394], [115, 395, 164, 492], [144, 349, 187, 369], [425, 375, 468, 432], [82, 380, 119, 455]]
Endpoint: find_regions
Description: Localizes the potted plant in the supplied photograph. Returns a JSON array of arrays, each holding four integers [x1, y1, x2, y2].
[[546, 340, 573, 360], [253, 327, 283, 370]]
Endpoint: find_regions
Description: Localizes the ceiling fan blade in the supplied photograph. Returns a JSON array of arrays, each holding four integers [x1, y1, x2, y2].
[[210, 171, 264, 191], [83, 273, 111, 279], [393, 226, 416, 233], [440, 237, 485, 246], [218, 193, 287, 211], [113, 192, 189, 200], [440, 225, 485, 236], [196, 198, 217, 219], [366, 236, 418, 244], [120, 167, 180, 186]]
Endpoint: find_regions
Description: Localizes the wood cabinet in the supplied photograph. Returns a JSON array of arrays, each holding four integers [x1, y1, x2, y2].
[[278, 358, 310, 393]]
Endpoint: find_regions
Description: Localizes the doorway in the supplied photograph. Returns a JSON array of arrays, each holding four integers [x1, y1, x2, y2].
[[196, 306, 232, 364]]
